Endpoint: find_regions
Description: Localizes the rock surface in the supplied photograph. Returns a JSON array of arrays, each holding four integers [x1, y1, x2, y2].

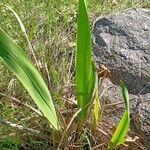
[[93, 8, 150, 94], [100, 78, 150, 134], [93, 8, 150, 147]]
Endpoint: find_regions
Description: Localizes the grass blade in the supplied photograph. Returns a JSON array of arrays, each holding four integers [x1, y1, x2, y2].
[[0, 29, 60, 130], [5, 5, 39, 69], [107, 81, 130, 150], [76, 0, 95, 121]]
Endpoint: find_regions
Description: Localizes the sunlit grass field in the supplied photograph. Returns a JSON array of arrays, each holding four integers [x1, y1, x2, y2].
[[0, 0, 150, 149]]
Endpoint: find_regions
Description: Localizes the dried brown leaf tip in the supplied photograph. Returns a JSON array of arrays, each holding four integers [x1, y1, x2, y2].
[[97, 64, 111, 78]]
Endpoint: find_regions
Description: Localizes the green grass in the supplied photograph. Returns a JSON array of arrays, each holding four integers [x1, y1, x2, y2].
[[0, 0, 150, 149]]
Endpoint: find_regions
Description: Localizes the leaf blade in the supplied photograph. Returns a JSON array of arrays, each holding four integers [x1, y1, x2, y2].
[[107, 81, 130, 150], [76, 0, 95, 121], [0, 29, 60, 130]]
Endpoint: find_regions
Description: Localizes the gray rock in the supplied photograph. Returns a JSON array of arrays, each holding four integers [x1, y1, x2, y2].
[[93, 8, 150, 147], [93, 8, 150, 94]]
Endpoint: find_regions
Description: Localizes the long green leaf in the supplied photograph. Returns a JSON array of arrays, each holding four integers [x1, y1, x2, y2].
[[5, 5, 39, 69], [76, 0, 95, 121], [0, 29, 60, 130], [107, 81, 130, 150]]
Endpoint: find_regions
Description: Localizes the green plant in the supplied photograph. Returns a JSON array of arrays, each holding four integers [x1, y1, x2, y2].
[[0, 0, 130, 149], [76, 2, 130, 149], [107, 81, 130, 150], [76, 0, 97, 123], [0, 29, 60, 131]]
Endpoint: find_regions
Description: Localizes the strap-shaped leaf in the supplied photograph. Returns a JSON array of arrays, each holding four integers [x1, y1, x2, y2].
[[76, 0, 95, 121], [107, 81, 130, 150], [0, 29, 60, 130]]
